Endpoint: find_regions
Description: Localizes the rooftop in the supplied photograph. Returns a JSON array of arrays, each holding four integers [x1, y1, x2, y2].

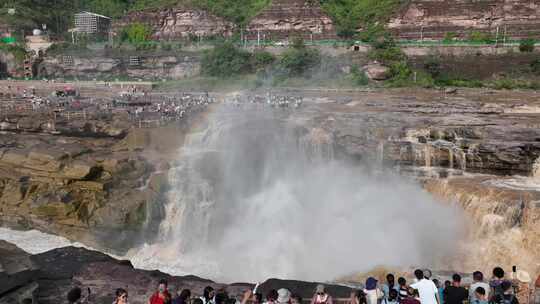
[[75, 11, 112, 20]]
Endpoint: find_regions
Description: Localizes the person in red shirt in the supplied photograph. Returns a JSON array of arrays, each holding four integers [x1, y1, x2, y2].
[[149, 279, 172, 304]]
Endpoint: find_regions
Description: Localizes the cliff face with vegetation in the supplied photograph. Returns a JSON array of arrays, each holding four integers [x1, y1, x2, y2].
[[389, 0, 540, 40], [111, 0, 540, 42]]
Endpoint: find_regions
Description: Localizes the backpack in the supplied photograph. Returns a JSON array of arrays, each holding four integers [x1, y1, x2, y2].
[[491, 281, 507, 299], [495, 294, 515, 304]]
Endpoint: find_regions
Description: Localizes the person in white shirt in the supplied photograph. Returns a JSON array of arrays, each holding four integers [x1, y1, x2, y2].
[[469, 271, 490, 303], [410, 269, 440, 304]]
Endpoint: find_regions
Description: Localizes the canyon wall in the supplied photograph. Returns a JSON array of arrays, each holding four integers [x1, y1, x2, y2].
[[389, 0, 540, 40], [114, 8, 234, 40], [114, 0, 540, 42], [244, 0, 337, 40], [115, 0, 336, 42]]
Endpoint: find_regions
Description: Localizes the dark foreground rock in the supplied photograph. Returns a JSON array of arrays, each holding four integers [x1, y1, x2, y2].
[[0, 241, 353, 304]]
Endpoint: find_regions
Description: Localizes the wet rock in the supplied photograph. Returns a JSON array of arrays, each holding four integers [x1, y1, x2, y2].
[[0, 241, 39, 296], [0, 241, 353, 304], [61, 161, 95, 180]]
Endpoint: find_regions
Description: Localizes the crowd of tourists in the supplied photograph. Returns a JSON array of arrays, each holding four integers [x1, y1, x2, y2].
[[65, 267, 539, 304]]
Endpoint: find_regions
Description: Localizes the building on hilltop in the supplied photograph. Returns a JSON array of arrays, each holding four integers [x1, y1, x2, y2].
[[74, 11, 112, 35]]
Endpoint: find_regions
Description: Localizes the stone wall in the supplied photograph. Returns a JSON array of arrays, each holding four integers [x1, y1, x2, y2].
[[38, 54, 200, 80], [389, 0, 540, 40]]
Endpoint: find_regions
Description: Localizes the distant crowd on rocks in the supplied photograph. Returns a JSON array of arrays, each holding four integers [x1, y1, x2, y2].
[[64, 267, 540, 304]]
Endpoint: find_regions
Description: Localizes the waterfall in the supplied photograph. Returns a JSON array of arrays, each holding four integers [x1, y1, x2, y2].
[[533, 157, 540, 181], [128, 104, 463, 283], [448, 148, 454, 169], [424, 145, 432, 167], [298, 127, 334, 161], [377, 141, 385, 167]]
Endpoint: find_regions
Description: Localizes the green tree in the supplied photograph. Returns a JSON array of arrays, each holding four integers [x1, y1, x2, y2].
[[201, 42, 253, 77], [86, 0, 128, 18], [519, 38, 535, 53], [280, 38, 321, 76], [197, 0, 270, 26], [122, 23, 152, 43]]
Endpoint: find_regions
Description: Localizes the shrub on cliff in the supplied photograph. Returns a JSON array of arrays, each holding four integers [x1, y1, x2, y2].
[[424, 57, 442, 79], [468, 31, 494, 44], [121, 23, 152, 44], [519, 38, 536, 53], [279, 38, 321, 76], [368, 35, 405, 63], [85, 0, 127, 18], [201, 42, 253, 77], [321, 0, 401, 39], [252, 50, 276, 70], [530, 59, 540, 75], [350, 65, 369, 86]]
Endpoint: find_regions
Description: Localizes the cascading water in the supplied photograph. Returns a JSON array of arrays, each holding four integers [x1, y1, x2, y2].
[[129, 104, 464, 283]]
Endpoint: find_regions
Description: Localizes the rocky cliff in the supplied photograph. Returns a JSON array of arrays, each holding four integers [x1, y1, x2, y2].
[[389, 0, 540, 40], [245, 0, 336, 40], [281, 87, 540, 278], [0, 104, 202, 252], [115, 8, 234, 40], [38, 54, 200, 80], [0, 241, 353, 304], [114, 0, 335, 42], [113, 0, 540, 42]]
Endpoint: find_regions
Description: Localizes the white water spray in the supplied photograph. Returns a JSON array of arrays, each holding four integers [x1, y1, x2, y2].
[[128, 105, 464, 283]]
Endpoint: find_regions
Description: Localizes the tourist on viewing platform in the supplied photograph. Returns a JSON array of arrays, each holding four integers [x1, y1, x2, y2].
[[472, 287, 488, 304], [214, 292, 229, 304], [291, 294, 302, 304], [410, 269, 440, 304], [490, 267, 510, 300], [443, 274, 467, 304], [491, 281, 518, 304], [383, 289, 399, 304], [383, 274, 400, 300], [364, 277, 383, 304], [149, 279, 172, 304], [278, 289, 291, 304], [241, 290, 263, 304], [398, 277, 410, 301], [432, 280, 443, 304], [113, 288, 128, 304], [349, 289, 367, 304], [311, 284, 333, 304], [201, 286, 216, 304], [173, 289, 191, 304], [67, 287, 82, 304], [264, 289, 279, 304], [469, 271, 490, 303], [400, 289, 421, 304], [513, 270, 532, 304]]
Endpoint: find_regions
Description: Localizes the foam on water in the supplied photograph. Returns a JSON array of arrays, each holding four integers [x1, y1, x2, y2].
[[0, 227, 87, 254]]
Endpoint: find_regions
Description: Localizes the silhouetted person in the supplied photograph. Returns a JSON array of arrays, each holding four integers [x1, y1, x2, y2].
[[444, 274, 467, 304]]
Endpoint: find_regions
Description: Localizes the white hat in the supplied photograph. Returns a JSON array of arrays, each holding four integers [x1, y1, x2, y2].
[[277, 288, 291, 304], [517, 270, 532, 283]]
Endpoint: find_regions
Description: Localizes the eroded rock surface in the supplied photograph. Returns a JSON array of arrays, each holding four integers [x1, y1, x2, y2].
[[0, 241, 352, 304], [389, 0, 540, 40]]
